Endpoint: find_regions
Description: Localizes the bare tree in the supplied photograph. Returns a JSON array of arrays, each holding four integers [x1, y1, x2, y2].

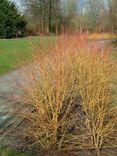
[[21, 0, 117, 33], [108, 0, 117, 32], [22, 0, 61, 34], [62, 0, 78, 32]]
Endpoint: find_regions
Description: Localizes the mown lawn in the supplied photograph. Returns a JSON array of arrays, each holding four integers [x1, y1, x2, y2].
[[0, 38, 30, 75], [0, 36, 55, 75]]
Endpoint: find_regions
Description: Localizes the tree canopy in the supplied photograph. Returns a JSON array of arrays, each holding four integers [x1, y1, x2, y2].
[[0, 0, 27, 38]]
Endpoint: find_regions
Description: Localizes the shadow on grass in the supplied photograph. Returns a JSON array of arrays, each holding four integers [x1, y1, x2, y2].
[[0, 145, 26, 156]]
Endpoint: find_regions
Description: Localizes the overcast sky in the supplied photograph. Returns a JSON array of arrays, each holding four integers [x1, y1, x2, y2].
[[9, 0, 108, 12], [9, 0, 21, 9]]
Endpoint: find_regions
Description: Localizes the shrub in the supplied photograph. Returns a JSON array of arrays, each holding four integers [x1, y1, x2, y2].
[[19, 35, 117, 154]]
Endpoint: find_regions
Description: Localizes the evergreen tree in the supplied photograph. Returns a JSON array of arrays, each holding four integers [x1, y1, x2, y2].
[[0, 0, 27, 38]]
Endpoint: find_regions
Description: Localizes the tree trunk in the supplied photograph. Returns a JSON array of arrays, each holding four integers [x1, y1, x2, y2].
[[48, 0, 52, 34]]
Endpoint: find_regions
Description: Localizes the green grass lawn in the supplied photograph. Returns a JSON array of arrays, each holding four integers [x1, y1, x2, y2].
[[0, 36, 55, 75], [0, 38, 30, 75]]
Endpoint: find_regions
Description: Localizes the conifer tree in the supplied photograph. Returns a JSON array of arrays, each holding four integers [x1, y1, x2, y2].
[[0, 0, 27, 38]]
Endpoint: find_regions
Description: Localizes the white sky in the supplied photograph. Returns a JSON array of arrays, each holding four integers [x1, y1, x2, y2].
[[9, 0, 21, 9]]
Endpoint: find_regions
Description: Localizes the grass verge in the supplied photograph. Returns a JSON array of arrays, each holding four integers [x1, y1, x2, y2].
[[0, 36, 55, 75]]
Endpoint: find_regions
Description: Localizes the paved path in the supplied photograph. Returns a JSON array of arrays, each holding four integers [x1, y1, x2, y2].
[[0, 70, 26, 134]]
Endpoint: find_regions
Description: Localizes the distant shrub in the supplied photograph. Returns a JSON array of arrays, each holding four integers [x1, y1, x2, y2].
[[19, 35, 117, 154]]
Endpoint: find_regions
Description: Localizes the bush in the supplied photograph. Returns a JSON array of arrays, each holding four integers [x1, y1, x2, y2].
[[19, 35, 117, 154]]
